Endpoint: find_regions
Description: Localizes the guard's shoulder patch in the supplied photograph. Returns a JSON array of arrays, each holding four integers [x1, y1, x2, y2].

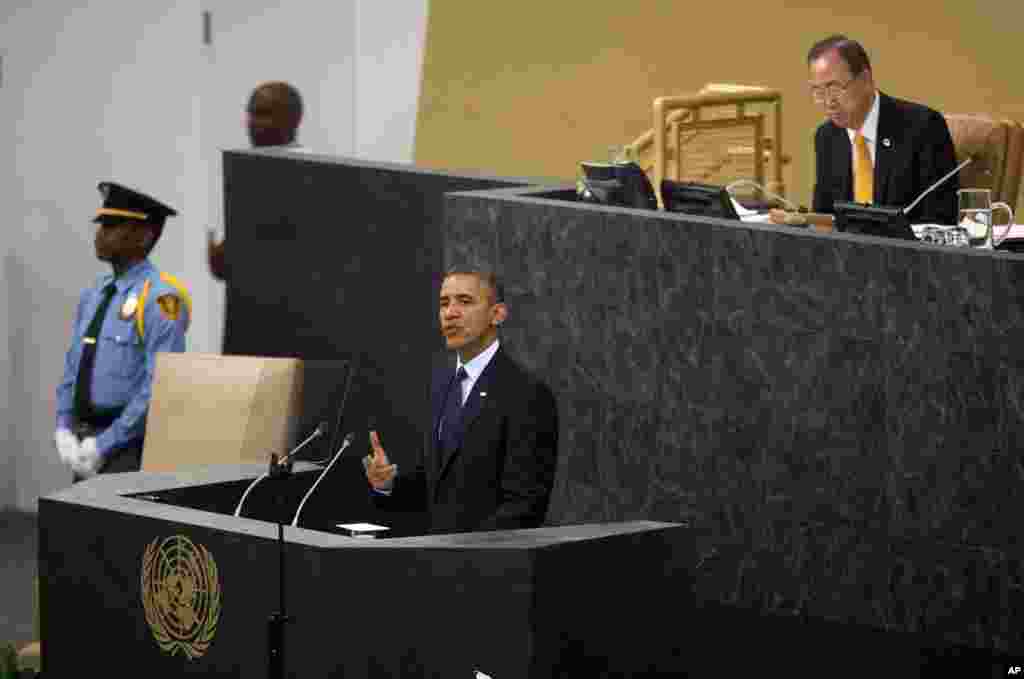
[[156, 293, 182, 321]]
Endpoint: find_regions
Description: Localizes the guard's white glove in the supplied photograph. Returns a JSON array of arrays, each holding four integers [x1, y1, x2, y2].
[[54, 429, 79, 466], [73, 437, 102, 479]]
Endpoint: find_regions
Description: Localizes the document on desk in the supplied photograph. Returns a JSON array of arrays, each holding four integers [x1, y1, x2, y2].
[[999, 223, 1024, 240], [731, 197, 774, 223]]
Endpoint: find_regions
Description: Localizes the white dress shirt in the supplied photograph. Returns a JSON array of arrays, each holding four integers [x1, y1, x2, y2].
[[369, 339, 500, 494], [455, 339, 500, 405]]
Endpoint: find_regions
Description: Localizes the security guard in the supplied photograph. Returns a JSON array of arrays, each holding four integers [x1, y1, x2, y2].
[[55, 182, 191, 480]]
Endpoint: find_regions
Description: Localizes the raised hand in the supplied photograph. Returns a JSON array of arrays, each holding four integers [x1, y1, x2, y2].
[[364, 430, 397, 490]]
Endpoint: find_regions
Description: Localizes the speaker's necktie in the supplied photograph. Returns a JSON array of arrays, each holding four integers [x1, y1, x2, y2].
[[73, 282, 117, 419], [854, 131, 874, 204], [439, 366, 469, 456]]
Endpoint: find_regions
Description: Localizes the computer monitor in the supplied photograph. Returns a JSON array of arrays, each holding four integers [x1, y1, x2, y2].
[[578, 161, 658, 210], [659, 180, 739, 220]]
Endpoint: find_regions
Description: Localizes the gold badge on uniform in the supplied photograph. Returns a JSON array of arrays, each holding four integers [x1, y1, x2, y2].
[[156, 294, 181, 321], [119, 295, 139, 320]]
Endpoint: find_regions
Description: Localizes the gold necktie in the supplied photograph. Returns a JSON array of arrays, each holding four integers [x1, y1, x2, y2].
[[853, 132, 873, 204]]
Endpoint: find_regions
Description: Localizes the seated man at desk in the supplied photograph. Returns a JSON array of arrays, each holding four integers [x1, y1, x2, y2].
[[806, 34, 958, 226], [363, 269, 559, 534]]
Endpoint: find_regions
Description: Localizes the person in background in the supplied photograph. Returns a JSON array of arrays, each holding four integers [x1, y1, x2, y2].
[[207, 81, 305, 280], [55, 182, 190, 480]]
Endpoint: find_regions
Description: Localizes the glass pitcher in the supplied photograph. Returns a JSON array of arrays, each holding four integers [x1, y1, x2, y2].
[[958, 188, 1015, 249]]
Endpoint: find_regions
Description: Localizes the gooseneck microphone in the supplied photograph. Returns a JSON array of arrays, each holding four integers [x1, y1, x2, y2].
[[902, 157, 972, 216], [233, 422, 329, 518], [273, 421, 329, 471], [234, 471, 268, 518], [290, 432, 357, 527]]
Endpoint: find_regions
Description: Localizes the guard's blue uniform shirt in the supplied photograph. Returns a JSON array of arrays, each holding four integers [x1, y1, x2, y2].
[[55, 259, 189, 458]]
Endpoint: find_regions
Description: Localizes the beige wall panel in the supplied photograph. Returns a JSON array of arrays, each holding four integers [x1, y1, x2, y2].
[[416, 1, 1024, 207], [143, 354, 303, 471]]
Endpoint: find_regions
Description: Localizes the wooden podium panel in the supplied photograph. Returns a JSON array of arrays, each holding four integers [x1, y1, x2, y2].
[[142, 354, 303, 471], [38, 468, 692, 677]]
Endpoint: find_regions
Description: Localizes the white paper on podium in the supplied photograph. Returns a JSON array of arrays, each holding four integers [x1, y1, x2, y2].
[[336, 523, 389, 533]]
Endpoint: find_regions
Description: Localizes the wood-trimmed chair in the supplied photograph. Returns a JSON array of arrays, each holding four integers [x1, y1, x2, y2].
[[1002, 118, 1023, 212], [625, 84, 788, 209], [944, 114, 1023, 212]]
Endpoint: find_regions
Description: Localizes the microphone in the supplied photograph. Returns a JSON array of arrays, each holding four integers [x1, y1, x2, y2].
[[290, 432, 357, 527], [233, 471, 269, 517], [273, 421, 329, 471], [233, 422, 329, 518], [902, 156, 972, 216]]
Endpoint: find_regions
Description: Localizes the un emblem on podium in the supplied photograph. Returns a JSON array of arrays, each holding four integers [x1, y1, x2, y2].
[[141, 535, 222, 659]]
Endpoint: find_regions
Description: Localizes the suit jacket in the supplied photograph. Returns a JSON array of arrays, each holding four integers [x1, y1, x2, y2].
[[813, 92, 958, 225], [382, 347, 559, 534]]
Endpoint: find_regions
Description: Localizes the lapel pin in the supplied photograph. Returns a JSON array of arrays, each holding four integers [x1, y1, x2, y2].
[[882, 138, 892, 148]]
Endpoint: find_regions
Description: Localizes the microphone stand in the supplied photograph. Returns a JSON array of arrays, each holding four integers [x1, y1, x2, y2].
[[264, 426, 324, 679], [267, 450, 292, 679], [291, 434, 355, 527], [260, 354, 357, 677]]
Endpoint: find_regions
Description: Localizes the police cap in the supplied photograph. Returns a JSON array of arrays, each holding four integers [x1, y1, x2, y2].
[[93, 182, 178, 227]]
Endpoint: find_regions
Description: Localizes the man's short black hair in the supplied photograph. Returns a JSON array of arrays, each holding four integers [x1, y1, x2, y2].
[[277, 82, 303, 126], [807, 35, 872, 76], [250, 81, 304, 129], [444, 267, 505, 304], [261, 81, 302, 124]]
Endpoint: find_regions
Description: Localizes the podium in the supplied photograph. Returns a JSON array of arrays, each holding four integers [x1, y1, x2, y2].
[[39, 466, 693, 677]]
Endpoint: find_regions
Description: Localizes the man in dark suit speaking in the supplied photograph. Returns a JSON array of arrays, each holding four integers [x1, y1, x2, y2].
[[364, 269, 559, 534], [808, 35, 958, 225]]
